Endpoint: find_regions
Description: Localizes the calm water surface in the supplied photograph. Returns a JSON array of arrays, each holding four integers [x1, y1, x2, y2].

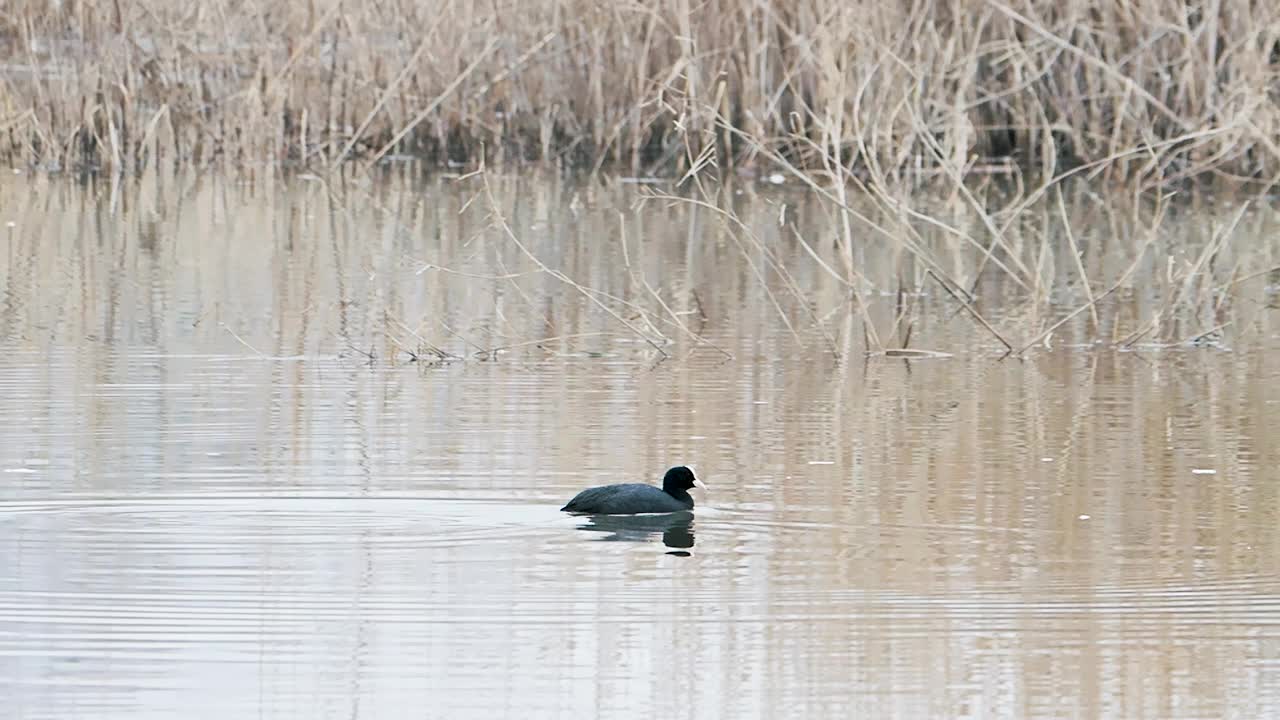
[[1, 171, 1279, 719]]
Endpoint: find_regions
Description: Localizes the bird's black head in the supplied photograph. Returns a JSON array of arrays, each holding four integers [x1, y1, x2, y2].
[[662, 465, 706, 494]]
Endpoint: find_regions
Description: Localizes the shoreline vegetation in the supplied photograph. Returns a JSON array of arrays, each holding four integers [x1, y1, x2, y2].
[[0, 0, 1277, 184], [1, 1, 1277, 360]]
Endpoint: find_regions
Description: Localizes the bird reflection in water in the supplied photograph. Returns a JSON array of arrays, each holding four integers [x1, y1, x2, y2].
[[574, 510, 694, 554]]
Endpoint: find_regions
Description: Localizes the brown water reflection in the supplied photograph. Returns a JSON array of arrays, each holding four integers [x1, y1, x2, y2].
[[1, 170, 1279, 719]]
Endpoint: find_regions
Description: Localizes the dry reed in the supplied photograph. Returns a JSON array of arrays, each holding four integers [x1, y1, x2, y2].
[[0, 0, 1276, 183]]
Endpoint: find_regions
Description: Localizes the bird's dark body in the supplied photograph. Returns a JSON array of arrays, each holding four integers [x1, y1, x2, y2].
[[560, 466, 704, 515], [561, 483, 694, 514]]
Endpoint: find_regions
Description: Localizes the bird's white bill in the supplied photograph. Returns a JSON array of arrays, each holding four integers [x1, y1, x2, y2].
[[693, 479, 709, 490]]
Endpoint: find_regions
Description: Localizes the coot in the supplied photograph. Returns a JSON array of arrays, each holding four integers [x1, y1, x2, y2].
[[561, 466, 707, 515]]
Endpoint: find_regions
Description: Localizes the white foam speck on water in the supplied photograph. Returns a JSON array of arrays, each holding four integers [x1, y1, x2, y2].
[[1192, 468, 1217, 475], [807, 461, 834, 465], [3, 468, 36, 474], [1078, 514, 1091, 520], [1041, 457, 1053, 462]]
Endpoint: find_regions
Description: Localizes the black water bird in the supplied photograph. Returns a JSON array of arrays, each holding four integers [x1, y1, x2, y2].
[[560, 466, 706, 515]]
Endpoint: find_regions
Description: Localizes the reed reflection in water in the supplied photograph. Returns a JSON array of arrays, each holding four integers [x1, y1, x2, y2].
[[0, 170, 1278, 719]]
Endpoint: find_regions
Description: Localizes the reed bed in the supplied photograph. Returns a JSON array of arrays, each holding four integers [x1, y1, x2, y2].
[[1, 0, 1277, 183], [3, 0, 1278, 360]]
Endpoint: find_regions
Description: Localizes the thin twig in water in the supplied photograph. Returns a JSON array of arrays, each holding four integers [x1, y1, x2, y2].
[[1219, 265, 1280, 291], [1014, 283, 1125, 357], [220, 323, 266, 358], [1056, 187, 1098, 329], [879, 348, 953, 359], [1016, 192, 1169, 356], [493, 255, 554, 330], [344, 343, 377, 365], [643, 187, 833, 350], [479, 168, 670, 357], [439, 320, 489, 355], [411, 259, 537, 281], [789, 225, 862, 289], [926, 271, 1015, 353], [479, 332, 612, 357], [690, 290, 708, 323], [1118, 320, 1159, 349], [642, 279, 733, 359], [1172, 322, 1232, 347], [386, 313, 458, 360]]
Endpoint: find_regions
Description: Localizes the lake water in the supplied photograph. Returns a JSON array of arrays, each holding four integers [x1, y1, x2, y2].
[[2, 169, 1279, 719]]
